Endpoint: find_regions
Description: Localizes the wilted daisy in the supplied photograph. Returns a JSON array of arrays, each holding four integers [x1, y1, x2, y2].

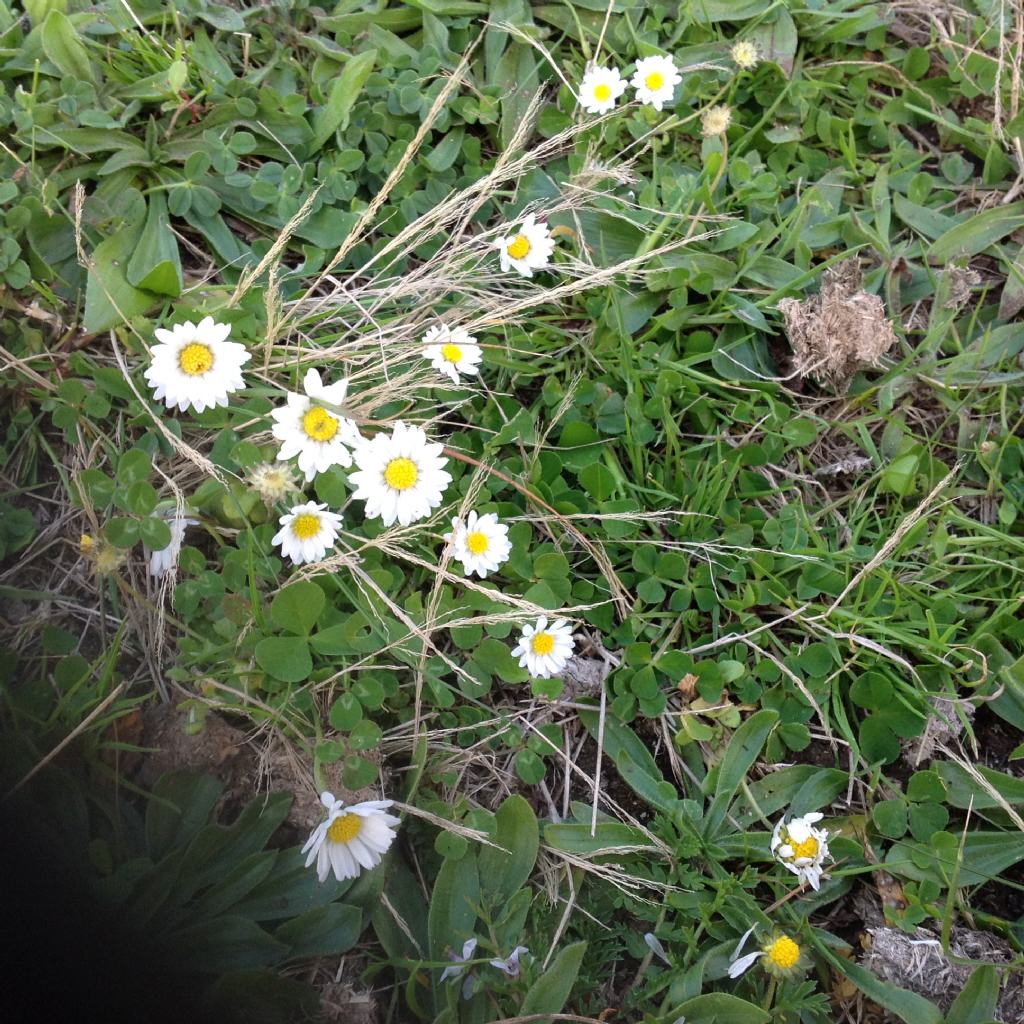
[[631, 55, 681, 111], [272, 501, 342, 565], [511, 616, 575, 678], [79, 533, 126, 576], [301, 791, 400, 883], [730, 39, 760, 70], [496, 213, 555, 278], [422, 324, 483, 385], [578, 65, 627, 114], [701, 104, 733, 137], [729, 927, 807, 979], [144, 316, 250, 414], [771, 811, 831, 890], [148, 516, 199, 577], [444, 511, 512, 578], [348, 421, 452, 527], [271, 368, 360, 483], [247, 462, 298, 505]]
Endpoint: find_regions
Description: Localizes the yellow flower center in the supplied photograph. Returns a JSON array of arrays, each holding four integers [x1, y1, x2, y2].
[[645, 71, 665, 91], [593, 82, 612, 102], [302, 406, 339, 442], [327, 813, 362, 844], [466, 531, 489, 555], [789, 835, 819, 860], [765, 935, 800, 970], [507, 234, 531, 260], [441, 343, 463, 364], [291, 513, 322, 540], [384, 457, 418, 491], [178, 342, 214, 376], [531, 632, 555, 655]]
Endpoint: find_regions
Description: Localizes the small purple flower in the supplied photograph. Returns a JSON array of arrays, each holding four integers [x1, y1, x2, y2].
[[490, 946, 529, 978]]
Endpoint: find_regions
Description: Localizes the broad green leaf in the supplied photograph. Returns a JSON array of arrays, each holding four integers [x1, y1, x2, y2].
[[270, 581, 325, 635], [578, 710, 679, 812], [478, 795, 539, 905], [310, 49, 377, 152], [145, 772, 224, 860], [886, 831, 1024, 888], [685, 0, 772, 21], [165, 915, 287, 971], [83, 224, 158, 333], [543, 821, 658, 856], [126, 193, 182, 296], [275, 903, 362, 960], [703, 709, 778, 839], [24, 0, 68, 25], [945, 965, 999, 1024], [927, 201, 1024, 262], [519, 940, 586, 1019], [427, 850, 479, 963], [40, 10, 95, 84], [233, 849, 356, 921], [254, 636, 312, 683], [669, 993, 770, 1024], [818, 943, 943, 1024], [936, 761, 1024, 809]]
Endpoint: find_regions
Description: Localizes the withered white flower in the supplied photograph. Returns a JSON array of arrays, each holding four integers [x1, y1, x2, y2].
[[770, 811, 831, 891]]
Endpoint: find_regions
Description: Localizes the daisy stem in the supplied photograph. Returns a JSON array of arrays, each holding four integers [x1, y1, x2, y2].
[[763, 976, 777, 1010]]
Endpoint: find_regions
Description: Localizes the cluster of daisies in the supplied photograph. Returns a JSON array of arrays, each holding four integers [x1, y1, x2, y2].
[[577, 39, 760, 139], [141, 317, 577, 679], [300, 790, 831, 993]]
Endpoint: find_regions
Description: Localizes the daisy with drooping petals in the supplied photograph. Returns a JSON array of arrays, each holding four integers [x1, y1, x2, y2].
[[302, 792, 400, 883], [444, 511, 512, 578], [511, 616, 575, 678], [728, 927, 807, 979], [348, 421, 452, 527], [144, 316, 250, 414], [422, 325, 483, 385], [148, 516, 199, 577], [770, 811, 831, 891], [247, 462, 298, 506], [271, 368, 360, 483], [701, 104, 733, 137], [496, 213, 555, 278], [272, 501, 342, 565], [631, 55, 681, 112], [578, 65, 627, 114], [730, 39, 760, 70]]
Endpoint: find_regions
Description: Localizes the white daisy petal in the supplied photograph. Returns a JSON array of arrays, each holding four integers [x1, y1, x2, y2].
[[770, 811, 832, 890], [422, 324, 483, 385], [512, 616, 574, 678], [445, 510, 512, 578], [578, 65, 627, 115], [349, 422, 452, 527], [143, 318, 250, 414], [495, 212, 555, 277], [302, 797, 399, 884], [272, 501, 342, 566], [630, 55, 681, 112]]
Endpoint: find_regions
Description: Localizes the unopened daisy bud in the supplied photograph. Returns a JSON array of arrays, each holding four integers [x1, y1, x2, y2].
[[730, 40, 760, 70], [247, 462, 298, 505], [701, 104, 732, 137]]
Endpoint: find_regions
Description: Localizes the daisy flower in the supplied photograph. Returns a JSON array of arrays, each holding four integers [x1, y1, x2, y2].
[[422, 325, 483, 385], [770, 811, 831, 891], [247, 462, 298, 505], [578, 65, 627, 114], [729, 927, 807, 979], [730, 40, 760, 70], [301, 791, 400, 883], [496, 213, 555, 278], [272, 501, 342, 565], [144, 316, 250, 414], [148, 516, 199, 578], [444, 511, 512, 578], [511, 616, 575, 678], [348, 421, 452, 527], [701, 104, 733, 137], [631, 55, 681, 112], [271, 368, 360, 483]]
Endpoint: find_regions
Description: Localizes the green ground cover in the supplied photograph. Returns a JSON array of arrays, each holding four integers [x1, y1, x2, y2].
[[2, 0, 1024, 1021]]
